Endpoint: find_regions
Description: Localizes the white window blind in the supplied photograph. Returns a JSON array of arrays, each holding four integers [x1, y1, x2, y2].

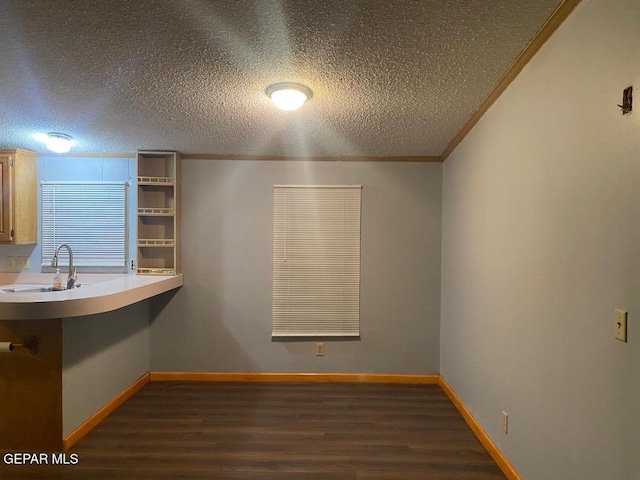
[[41, 182, 128, 267], [273, 185, 362, 337]]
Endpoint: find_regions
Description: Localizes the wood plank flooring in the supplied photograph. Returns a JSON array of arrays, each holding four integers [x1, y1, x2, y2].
[[2, 382, 507, 479]]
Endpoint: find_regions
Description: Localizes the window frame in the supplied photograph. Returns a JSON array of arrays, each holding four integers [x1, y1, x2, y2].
[[40, 181, 129, 270], [272, 184, 362, 337]]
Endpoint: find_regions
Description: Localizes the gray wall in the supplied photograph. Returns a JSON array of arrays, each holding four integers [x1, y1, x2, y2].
[[151, 160, 442, 374], [441, 0, 640, 478], [62, 300, 150, 436]]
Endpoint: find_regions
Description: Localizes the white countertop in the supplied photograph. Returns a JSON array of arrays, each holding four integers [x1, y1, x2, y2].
[[0, 273, 183, 320]]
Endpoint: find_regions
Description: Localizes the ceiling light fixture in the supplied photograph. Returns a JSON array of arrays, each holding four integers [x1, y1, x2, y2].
[[46, 132, 73, 153], [266, 82, 313, 111]]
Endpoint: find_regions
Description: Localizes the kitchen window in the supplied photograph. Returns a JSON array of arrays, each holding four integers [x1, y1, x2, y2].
[[41, 182, 129, 269]]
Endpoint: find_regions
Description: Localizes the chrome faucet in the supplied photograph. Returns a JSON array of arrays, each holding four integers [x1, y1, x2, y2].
[[51, 244, 78, 289]]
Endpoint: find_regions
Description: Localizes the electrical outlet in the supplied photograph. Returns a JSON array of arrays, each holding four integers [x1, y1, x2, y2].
[[16, 257, 29, 270], [315, 343, 325, 356], [131, 260, 137, 271], [502, 411, 508, 434], [6, 256, 15, 270], [614, 309, 627, 342]]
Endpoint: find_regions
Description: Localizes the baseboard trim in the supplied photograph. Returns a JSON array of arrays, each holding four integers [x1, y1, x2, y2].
[[439, 377, 521, 480], [150, 371, 440, 384], [63, 372, 150, 450]]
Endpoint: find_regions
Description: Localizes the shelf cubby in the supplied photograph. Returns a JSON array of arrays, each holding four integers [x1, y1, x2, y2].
[[137, 154, 175, 178], [138, 184, 174, 204], [138, 216, 174, 240]]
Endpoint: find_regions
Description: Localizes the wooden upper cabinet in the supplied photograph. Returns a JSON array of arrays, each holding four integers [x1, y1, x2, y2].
[[0, 149, 37, 244]]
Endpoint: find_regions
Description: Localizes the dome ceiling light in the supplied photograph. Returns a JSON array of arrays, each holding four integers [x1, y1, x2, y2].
[[46, 132, 73, 153], [266, 82, 313, 111]]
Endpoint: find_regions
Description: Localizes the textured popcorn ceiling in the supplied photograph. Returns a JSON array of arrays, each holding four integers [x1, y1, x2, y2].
[[0, 0, 563, 157]]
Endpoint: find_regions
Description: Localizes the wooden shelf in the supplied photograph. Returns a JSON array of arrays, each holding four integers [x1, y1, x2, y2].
[[138, 239, 175, 247], [138, 208, 175, 216], [138, 176, 175, 185], [136, 152, 181, 275], [137, 268, 176, 275]]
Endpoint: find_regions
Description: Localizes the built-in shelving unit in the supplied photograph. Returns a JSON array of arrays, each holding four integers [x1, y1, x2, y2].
[[136, 151, 181, 275]]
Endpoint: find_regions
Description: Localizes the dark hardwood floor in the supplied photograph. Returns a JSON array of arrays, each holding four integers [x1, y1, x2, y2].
[[2, 382, 507, 479]]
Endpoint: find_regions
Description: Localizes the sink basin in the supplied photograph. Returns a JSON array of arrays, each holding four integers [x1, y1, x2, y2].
[[1, 284, 86, 293], [3, 286, 60, 293]]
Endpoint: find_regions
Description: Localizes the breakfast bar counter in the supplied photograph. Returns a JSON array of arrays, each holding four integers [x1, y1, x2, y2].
[[0, 273, 183, 320]]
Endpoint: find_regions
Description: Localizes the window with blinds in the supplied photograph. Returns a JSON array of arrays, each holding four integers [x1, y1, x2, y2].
[[272, 185, 362, 337], [41, 182, 129, 268]]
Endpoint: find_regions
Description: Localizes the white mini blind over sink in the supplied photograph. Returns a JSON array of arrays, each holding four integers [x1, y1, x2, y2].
[[41, 182, 128, 268], [272, 185, 362, 337]]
